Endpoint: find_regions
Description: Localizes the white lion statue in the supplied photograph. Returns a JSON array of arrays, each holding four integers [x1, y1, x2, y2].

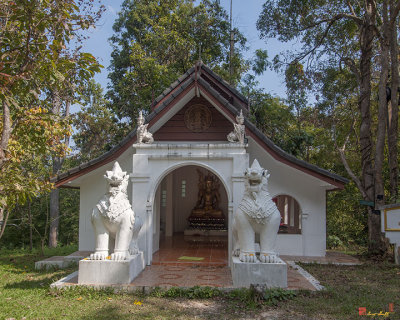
[[233, 159, 281, 263], [90, 162, 142, 261]]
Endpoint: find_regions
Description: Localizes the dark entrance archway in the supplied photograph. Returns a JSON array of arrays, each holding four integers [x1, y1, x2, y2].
[[152, 165, 229, 266]]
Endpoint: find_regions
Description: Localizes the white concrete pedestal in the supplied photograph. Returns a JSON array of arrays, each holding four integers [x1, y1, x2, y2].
[[231, 256, 287, 288], [78, 252, 145, 285]]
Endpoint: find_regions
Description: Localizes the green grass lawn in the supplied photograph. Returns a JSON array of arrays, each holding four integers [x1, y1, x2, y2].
[[0, 248, 399, 319]]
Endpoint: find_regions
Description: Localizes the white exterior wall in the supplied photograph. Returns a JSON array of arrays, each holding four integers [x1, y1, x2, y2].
[[247, 138, 327, 256], [77, 139, 329, 258]]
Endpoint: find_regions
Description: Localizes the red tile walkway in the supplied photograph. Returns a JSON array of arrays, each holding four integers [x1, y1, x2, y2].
[[131, 264, 232, 287]]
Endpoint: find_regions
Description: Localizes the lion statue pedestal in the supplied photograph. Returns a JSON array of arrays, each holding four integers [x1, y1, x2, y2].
[[231, 159, 287, 288], [78, 162, 145, 285]]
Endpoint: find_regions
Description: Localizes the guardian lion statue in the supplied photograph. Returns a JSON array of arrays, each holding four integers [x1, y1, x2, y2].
[[90, 162, 142, 261], [233, 159, 281, 263]]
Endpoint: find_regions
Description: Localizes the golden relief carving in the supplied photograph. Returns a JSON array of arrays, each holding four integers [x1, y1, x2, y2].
[[184, 104, 212, 132]]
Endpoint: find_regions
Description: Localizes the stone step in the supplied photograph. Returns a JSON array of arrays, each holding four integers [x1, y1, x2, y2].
[[35, 251, 92, 270]]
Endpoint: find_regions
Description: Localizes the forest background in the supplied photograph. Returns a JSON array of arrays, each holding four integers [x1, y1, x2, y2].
[[1, 0, 399, 257]]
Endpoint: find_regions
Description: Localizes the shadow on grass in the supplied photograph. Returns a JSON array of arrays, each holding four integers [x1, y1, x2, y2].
[[77, 305, 134, 320], [3, 268, 76, 290], [75, 298, 219, 320], [0, 246, 77, 275]]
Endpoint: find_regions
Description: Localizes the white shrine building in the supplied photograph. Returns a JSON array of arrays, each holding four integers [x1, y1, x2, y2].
[[53, 62, 348, 266]]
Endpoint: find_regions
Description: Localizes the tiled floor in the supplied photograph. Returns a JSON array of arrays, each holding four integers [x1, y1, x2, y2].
[[131, 265, 233, 287], [130, 234, 232, 287], [131, 234, 322, 290], [130, 262, 315, 290], [152, 234, 228, 266]]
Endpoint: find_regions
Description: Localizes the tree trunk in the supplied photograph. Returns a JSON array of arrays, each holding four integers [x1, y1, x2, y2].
[[0, 100, 11, 168], [28, 201, 33, 251], [372, 3, 390, 255], [358, 19, 374, 203], [48, 155, 63, 248], [48, 186, 60, 248], [48, 89, 63, 248], [375, 1, 389, 209], [0, 208, 9, 240], [359, 2, 385, 254], [387, 1, 399, 202], [48, 93, 71, 248]]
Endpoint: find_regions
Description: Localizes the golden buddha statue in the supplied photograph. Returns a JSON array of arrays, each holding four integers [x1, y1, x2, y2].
[[190, 170, 224, 219]]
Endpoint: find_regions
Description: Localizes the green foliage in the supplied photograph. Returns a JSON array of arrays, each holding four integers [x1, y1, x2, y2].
[[107, 0, 248, 122], [251, 49, 269, 75], [73, 80, 122, 161], [327, 183, 368, 249], [56, 286, 115, 300], [1, 248, 400, 319], [149, 286, 296, 309], [257, 0, 359, 63], [1, 188, 79, 249], [239, 84, 315, 159], [255, 0, 363, 164], [327, 235, 344, 249], [150, 286, 222, 299], [227, 287, 296, 309], [262, 288, 296, 306], [285, 61, 311, 118], [0, 0, 103, 214], [227, 288, 259, 309], [58, 189, 80, 245]]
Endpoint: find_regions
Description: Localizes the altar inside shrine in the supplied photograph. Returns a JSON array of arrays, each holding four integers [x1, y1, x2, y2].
[[185, 170, 227, 235]]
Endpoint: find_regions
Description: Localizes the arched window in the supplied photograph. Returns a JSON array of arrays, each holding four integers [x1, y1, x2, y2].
[[273, 195, 301, 234]]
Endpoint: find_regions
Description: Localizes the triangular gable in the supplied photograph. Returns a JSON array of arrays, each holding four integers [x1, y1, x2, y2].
[[150, 61, 248, 113], [154, 96, 233, 141], [53, 62, 348, 189]]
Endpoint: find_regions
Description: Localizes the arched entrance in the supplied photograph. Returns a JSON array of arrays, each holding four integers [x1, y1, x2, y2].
[[152, 165, 229, 266], [130, 143, 248, 266]]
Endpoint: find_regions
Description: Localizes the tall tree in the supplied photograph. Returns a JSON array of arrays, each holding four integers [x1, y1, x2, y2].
[[257, 0, 400, 254], [47, 13, 105, 247], [73, 80, 120, 162], [108, 0, 248, 122], [0, 0, 102, 241]]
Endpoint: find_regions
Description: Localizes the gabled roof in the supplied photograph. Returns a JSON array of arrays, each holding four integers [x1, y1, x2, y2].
[[53, 62, 348, 188]]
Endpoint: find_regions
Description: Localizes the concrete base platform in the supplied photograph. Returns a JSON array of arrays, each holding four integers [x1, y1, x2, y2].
[[78, 252, 145, 285], [35, 256, 67, 270], [231, 256, 287, 288], [183, 229, 227, 236], [35, 251, 91, 270]]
